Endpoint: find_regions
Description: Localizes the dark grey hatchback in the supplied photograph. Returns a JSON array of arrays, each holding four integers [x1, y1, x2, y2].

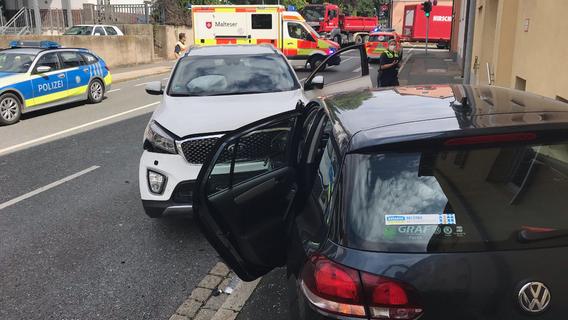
[[191, 53, 568, 320]]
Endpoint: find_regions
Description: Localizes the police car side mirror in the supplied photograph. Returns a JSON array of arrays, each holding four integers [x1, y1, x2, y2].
[[145, 81, 163, 95], [306, 76, 325, 90], [36, 66, 51, 73]]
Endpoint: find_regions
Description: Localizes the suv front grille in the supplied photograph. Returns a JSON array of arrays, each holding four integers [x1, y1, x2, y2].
[[179, 129, 289, 164]]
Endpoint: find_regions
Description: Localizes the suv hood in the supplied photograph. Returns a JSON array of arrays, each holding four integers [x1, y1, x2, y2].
[[152, 90, 304, 138]]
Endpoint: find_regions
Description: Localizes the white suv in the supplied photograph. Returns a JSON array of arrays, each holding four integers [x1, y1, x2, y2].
[[138, 45, 307, 218]]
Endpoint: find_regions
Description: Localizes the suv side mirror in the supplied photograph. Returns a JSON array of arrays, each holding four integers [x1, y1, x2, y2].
[[145, 81, 163, 95], [305, 75, 324, 90], [36, 65, 51, 73]]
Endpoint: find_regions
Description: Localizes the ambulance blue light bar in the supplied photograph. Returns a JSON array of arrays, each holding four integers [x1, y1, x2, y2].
[[9, 40, 61, 49]]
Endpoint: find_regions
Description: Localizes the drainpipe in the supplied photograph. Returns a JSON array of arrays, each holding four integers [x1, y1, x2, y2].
[[463, 0, 476, 84], [30, 0, 41, 34]]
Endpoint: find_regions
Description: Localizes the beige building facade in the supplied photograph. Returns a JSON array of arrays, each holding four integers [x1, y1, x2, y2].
[[469, 0, 568, 100]]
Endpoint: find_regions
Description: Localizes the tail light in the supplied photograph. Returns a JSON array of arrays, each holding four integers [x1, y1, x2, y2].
[[301, 255, 423, 319]]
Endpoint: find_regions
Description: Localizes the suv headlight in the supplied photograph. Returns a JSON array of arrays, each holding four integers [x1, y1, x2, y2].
[[144, 120, 177, 154]]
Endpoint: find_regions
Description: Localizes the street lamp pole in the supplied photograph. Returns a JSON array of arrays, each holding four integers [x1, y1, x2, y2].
[[425, 15, 430, 55]]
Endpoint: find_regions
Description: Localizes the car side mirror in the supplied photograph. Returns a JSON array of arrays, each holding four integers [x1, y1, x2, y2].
[[311, 75, 325, 89], [36, 66, 51, 73], [145, 81, 163, 95]]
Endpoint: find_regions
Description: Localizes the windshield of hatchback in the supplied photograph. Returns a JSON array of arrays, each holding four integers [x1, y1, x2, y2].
[[64, 26, 93, 35], [168, 54, 300, 96], [302, 6, 325, 22], [343, 142, 568, 253], [0, 52, 35, 73]]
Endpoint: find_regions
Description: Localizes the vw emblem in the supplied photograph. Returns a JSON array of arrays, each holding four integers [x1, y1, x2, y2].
[[518, 282, 551, 313]]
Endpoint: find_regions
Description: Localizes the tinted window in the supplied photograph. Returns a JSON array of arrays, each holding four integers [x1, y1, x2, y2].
[[94, 26, 105, 35], [0, 53, 35, 73], [252, 14, 272, 29], [104, 26, 118, 35], [168, 54, 299, 96], [64, 25, 93, 35], [59, 52, 85, 68], [80, 53, 99, 65], [34, 53, 60, 72], [343, 142, 568, 253], [312, 136, 339, 214]]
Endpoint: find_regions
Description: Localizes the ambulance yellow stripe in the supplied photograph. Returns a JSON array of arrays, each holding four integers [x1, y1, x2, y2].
[[104, 74, 112, 86]]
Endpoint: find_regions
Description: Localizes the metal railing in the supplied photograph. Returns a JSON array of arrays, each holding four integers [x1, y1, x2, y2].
[[83, 3, 154, 25], [0, 7, 32, 35]]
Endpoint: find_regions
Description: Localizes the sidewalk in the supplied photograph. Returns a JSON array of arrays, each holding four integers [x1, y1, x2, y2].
[[399, 49, 463, 85], [111, 60, 176, 83]]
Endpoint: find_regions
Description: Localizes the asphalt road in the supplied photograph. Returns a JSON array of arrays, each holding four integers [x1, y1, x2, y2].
[[0, 51, 377, 320], [0, 75, 220, 320]]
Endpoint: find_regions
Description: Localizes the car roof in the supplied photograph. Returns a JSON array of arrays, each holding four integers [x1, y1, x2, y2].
[[369, 31, 397, 36], [2, 47, 87, 54], [187, 45, 278, 57], [324, 85, 568, 153]]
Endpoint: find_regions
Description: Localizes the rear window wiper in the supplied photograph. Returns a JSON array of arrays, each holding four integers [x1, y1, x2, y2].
[[518, 229, 568, 243]]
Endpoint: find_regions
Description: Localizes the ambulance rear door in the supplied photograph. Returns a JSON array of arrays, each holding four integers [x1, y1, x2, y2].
[[193, 7, 251, 45]]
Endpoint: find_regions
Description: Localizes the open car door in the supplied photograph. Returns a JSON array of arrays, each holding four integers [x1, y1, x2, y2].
[[303, 44, 373, 100], [193, 107, 312, 281]]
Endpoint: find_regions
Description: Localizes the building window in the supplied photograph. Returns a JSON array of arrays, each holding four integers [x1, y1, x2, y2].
[[252, 14, 272, 29], [515, 76, 526, 91]]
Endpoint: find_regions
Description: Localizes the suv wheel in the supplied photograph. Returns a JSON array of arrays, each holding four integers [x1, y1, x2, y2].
[[0, 93, 22, 125], [87, 79, 104, 103], [308, 56, 326, 72]]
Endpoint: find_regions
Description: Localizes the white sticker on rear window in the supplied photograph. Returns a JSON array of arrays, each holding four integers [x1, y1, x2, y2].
[[385, 214, 456, 226]]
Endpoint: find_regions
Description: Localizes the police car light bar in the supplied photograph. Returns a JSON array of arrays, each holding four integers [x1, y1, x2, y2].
[[9, 40, 61, 49]]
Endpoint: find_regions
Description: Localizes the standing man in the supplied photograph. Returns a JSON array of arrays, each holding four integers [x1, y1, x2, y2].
[[174, 33, 187, 59], [377, 39, 400, 87]]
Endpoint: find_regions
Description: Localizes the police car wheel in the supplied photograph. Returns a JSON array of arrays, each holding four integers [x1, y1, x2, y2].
[[0, 93, 21, 125], [87, 79, 104, 103]]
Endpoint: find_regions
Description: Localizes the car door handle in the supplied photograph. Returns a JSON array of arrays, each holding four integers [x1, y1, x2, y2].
[[287, 42, 294, 45], [83, 68, 89, 72], [57, 74, 65, 79]]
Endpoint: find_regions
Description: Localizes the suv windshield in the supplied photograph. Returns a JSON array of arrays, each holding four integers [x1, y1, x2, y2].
[[168, 54, 300, 97], [64, 26, 93, 35], [0, 52, 35, 73], [342, 142, 568, 253]]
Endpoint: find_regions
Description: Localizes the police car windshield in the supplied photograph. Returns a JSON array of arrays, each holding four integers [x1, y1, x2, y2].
[[64, 26, 93, 35], [0, 52, 35, 73], [168, 54, 299, 97], [342, 142, 568, 253]]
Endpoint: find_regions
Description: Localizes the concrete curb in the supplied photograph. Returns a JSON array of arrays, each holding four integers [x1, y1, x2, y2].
[[112, 66, 172, 83], [169, 262, 261, 320]]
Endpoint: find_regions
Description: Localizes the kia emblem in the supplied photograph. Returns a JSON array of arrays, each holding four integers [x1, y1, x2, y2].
[[206, 21, 212, 29]]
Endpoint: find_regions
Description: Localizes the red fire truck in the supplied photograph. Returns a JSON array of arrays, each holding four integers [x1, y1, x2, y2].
[[402, 4, 452, 48], [300, 3, 378, 46]]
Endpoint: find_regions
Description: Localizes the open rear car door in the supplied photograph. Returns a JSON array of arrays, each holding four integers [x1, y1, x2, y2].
[[192, 44, 373, 281]]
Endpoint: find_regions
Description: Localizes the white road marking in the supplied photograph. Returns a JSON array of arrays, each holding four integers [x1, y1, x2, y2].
[[0, 166, 100, 211], [342, 57, 354, 62], [352, 67, 362, 73], [107, 88, 121, 93], [134, 82, 151, 87], [0, 102, 160, 156]]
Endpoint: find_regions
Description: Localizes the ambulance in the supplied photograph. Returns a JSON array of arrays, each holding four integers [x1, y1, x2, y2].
[[191, 5, 341, 71]]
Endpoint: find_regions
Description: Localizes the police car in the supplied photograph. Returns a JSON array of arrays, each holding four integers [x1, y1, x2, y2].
[[0, 41, 111, 125]]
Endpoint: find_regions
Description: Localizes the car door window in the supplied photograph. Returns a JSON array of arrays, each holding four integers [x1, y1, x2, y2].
[[33, 53, 60, 73], [80, 53, 99, 65], [59, 52, 85, 69], [104, 26, 118, 35], [94, 26, 105, 35], [288, 22, 315, 42], [207, 117, 297, 195]]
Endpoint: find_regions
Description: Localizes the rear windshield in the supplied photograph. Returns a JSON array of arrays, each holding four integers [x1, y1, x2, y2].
[[369, 35, 392, 42], [342, 142, 568, 253], [168, 54, 299, 97]]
